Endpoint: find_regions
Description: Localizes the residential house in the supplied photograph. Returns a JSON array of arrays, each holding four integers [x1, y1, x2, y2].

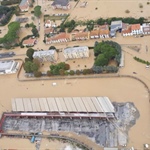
[[131, 24, 142, 35], [51, 0, 70, 10], [44, 28, 55, 35], [90, 30, 99, 39], [99, 25, 110, 38], [73, 32, 89, 40], [110, 20, 122, 37], [63, 46, 89, 60], [0, 60, 19, 74], [33, 50, 58, 62], [19, 0, 32, 12], [45, 20, 56, 28], [142, 23, 150, 35], [23, 38, 36, 47], [121, 23, 132, 37], [46, 32, 71, 44]]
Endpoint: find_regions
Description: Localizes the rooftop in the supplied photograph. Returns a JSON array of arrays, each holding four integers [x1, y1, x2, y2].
[[131, 24, 141, 30], [23, 38, 36, 45], [51, 0, 69, 6], [0, 60, 14, 71], [33, 50, 56, 57], [64, 46, 89, 54], [47, 32, 70, 41]]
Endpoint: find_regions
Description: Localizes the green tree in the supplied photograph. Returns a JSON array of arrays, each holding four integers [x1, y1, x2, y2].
[[49, 46, 56, 50], [95, 54, 108, 66], [23, 61, 32, 73], [34, 71, 42, 77], [69, 70, 74, 75], [34, 5, 42, 18], [26, 48, 34, 60], [59, 69, 65, 75], [47, 70, 52, 76], [76, 70, 81, 75], [31, 62, 39, 72]]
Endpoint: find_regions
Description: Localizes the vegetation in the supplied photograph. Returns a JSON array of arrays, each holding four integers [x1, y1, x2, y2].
[[134, 56, 150, 65], [34, 71, 42, 77], [60, 20, 76, 32], [125, 9, 130, 13], [96, 17, 145, 25], [50, 62, 70, 75], [0, 6, 16, 26], [94, 41, 121, 67], [34, 5, 42, 18], [49, 46, 56, 50], [26, 48, 35, 60], [1, 0, 20, 5], [139, 3, 143, 8], [0, 21, 20, 49]]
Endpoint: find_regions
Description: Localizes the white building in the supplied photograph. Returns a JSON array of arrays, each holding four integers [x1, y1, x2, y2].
[[0, 60, 19, 74], [142, 23, 150, 35], [33, 50, 58, 62], [63, 46, 89, 60], [45, 20, 56, 28]]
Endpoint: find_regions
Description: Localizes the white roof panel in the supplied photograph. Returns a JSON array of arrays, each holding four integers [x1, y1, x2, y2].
[[39, 98, 49, 111], [55, 97, 68, 112], [63, 97, 77, 112], [31, 98, 41, 111], [103, 97, 115, 113], [82, 97, 97, 112], [90, 97, 103, 112], [22, 98, 32, 111], [15, 98, 24, 111], [47, 97, 58, 112], [73, 97, 87, 112]]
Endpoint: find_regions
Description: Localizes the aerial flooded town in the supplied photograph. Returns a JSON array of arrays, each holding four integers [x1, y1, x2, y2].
[[0, 0, 150, 150]]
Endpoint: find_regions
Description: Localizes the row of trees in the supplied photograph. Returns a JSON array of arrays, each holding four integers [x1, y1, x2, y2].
[[59, 20, 76, 32], [23, 48, 40, 73], [134, 56, 150, 65], [0, 21, 20, 49], [1, 0, 20, 5], [94, 41, 121, 67]]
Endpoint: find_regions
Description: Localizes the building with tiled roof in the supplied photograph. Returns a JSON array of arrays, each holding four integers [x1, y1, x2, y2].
[[44, 28, 55, 35], [23, 38, 36, 46], [131, 24, 142, 35], [46, 32, 71, 44], [72, 32, 89, 40], [90, 30, 99, 39], [19, 0, 32, 12]]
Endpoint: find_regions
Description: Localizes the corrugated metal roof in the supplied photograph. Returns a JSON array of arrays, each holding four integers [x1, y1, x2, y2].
[[31, 98, 41, 111], [55, 97, 68, 112], [12, 97, 115, 113], [73, 97, 87, 112], [103, 97, 115, 113], [47, 97, 58, 112], [39, 98, 49, 111], [15, 98, 24, 111], [63, 97, 77, 112], [23, 98, 32, 111], [90, 97, 103, 112], [82, 97, 97, 112]]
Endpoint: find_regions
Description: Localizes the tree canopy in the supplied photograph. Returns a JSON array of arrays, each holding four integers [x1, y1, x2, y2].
[[26, 48, 35, 60], [94, 41, 121, 67], [50, 62, 70, 75], [34, 5, 42, 18], [23, 61, 39, 73], [0, 21, 20, 47]]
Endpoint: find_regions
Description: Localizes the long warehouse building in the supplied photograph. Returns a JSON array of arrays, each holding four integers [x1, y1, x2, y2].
[[11, 97, 115, 118]]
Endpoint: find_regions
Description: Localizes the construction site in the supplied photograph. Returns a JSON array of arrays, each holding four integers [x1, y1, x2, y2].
[[0, 97, 140, 148]]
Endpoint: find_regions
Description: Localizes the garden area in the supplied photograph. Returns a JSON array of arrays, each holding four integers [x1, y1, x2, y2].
[[23, 41, 121, 78]]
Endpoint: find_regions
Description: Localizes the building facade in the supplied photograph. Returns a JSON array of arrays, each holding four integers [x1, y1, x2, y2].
[[33, 50, 58, 62], [63, 46, 89, 60]]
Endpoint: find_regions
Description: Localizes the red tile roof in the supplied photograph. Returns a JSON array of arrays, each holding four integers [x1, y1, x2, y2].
[[44, 28, 54, 34], [74, 32, 88, 38], [47, 32, 70, 41], [23, 38, 36, 45], [90, 30, 99, 36], [122, 26, 131, 34], [131, 24, 141, 30]]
